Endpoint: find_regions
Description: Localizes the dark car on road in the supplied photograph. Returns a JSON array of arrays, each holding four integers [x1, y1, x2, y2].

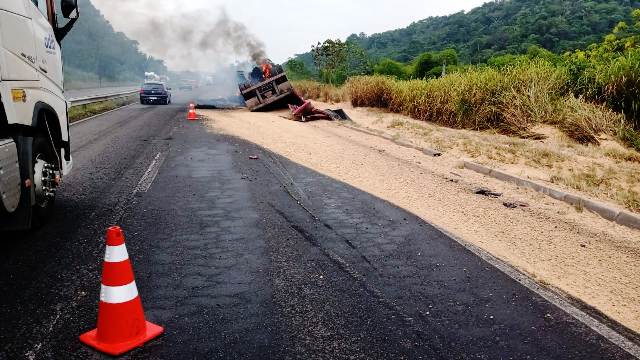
[[140, 82, 171, 105]]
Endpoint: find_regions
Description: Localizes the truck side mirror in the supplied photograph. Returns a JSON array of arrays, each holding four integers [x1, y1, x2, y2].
[[61, 0, 79, 19]]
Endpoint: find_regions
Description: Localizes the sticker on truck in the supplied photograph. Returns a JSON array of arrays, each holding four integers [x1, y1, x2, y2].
[[11, 89, 26, 103]]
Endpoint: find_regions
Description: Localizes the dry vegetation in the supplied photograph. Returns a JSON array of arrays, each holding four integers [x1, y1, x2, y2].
[[292, 80, 346, 103], [346, 62, 632, 146], [325, 103, 640, 213], [293, 62, 640, 212], [298, 61, 637, 150]]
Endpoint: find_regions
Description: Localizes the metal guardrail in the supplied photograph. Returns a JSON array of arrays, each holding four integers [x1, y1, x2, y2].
[[67, 90, 139, 107]]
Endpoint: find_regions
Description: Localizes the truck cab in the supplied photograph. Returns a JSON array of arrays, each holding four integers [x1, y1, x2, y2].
[[0, 0, 78, 230]]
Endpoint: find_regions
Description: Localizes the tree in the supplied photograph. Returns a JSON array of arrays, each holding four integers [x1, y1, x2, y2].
[[296, 0, 640, 65], [374, 58, 407, 78], [312, 39, 348, 85], [344, 42, 373, 77], [284, 58, 312, 80], [413, 52, 439, 79], [438, 49, 459, 66]]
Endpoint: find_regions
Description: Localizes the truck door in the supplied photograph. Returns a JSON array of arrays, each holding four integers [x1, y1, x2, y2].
[[0, 0, 38, 81], [28, 0, 63, 91]]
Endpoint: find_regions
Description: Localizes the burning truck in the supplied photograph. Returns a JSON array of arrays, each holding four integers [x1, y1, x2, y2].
[[238, 60, 299, 112], [203, 59, 350, 122]]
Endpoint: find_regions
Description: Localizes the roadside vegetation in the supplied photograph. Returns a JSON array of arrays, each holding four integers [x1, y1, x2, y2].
[[293, 0, 640, 66], [68, 95, 137, 123], [287, 10, 640, 213], [288, 10, 640, 154]]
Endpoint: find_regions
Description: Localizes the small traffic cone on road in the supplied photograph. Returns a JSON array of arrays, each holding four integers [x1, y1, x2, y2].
[[79, 226, 164, 356], [187, 108, 198, 121]]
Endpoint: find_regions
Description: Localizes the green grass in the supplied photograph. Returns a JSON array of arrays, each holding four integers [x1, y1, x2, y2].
[[617, 126, 640, 152], [68, 95, 137, 123], [297, 58, 640, 157], [340, 61, 640, 154]]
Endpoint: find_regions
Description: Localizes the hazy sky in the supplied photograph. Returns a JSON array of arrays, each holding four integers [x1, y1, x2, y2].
[[92, 0, 490, 70]]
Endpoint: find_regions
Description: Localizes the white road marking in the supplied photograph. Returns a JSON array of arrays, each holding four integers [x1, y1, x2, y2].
[[134, 152, 166, 194]]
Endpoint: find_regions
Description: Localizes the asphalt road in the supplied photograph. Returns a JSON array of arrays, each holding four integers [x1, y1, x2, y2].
[[0, 91, 636, 359]]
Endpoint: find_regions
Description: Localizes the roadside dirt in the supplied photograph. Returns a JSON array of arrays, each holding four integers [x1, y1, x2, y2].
[[202, 107, 640, 334], [320, 102, 640, 214]]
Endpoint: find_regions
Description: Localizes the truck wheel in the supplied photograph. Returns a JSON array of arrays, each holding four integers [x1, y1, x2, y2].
[[31, 135, 58, 227]]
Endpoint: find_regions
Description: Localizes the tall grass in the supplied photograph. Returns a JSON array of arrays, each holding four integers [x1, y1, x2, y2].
[[343, 61, 630, 146], [292, 80, 346, 103], [569, 48, 640, 131]]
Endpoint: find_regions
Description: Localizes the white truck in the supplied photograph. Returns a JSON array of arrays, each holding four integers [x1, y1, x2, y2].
[[0, 0, 79, 230]]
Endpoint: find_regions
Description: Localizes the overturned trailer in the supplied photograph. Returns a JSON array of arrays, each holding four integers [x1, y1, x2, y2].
[[238, 63, 299, 112]]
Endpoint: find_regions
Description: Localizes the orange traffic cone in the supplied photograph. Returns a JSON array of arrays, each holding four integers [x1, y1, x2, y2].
[[187, 108, 198, 121], [79, 226, 164, 356]]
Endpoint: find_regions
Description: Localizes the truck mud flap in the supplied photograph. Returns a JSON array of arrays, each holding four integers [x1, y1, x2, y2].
[[0, 136, 33, 231]]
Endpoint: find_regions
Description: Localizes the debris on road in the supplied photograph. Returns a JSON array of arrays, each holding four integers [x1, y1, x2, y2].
[[287, 93, 350, 122], [473, 187, 503, 198], [249, 155, 259, 160], [503, 201, 530, 209], [195, 96, 245, 110]]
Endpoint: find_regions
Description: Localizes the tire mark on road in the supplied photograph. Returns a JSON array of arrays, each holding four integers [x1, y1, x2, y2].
[[134, 152, 167, 194]]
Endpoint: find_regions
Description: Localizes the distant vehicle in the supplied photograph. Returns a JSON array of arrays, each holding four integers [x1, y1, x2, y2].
[[144, 72, 160, 83], [0, 0, 80, 230], [179, 83, 193, 91], [140, 82, 171, 105]]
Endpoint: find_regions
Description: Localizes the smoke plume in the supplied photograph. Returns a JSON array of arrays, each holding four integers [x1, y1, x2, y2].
[[104, 6, 267, 72]]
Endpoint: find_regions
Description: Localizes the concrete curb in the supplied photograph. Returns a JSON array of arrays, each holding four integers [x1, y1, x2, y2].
[[341, 123, 443, 157], [463, 161, 640, 231]]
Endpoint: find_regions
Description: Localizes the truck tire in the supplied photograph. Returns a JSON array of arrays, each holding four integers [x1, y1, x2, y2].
[[31, 134, 57, 227]]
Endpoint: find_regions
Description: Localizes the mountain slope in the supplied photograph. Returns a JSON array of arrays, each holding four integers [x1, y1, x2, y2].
[[60, 0, 166, 88], [305, 0, 640, 63]]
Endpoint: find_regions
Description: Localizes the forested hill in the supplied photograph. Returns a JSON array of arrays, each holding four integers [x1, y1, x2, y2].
[[342, 0, 640, 63], [60, 0, 166, 88]]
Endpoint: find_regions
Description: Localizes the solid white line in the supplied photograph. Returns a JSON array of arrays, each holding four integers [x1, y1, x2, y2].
[[134, 152, 166, 194], [427, 222, 640, 358], [104, 244, 129, 263], [100, 281, 138, 304], [70, 103, 137, 127]]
